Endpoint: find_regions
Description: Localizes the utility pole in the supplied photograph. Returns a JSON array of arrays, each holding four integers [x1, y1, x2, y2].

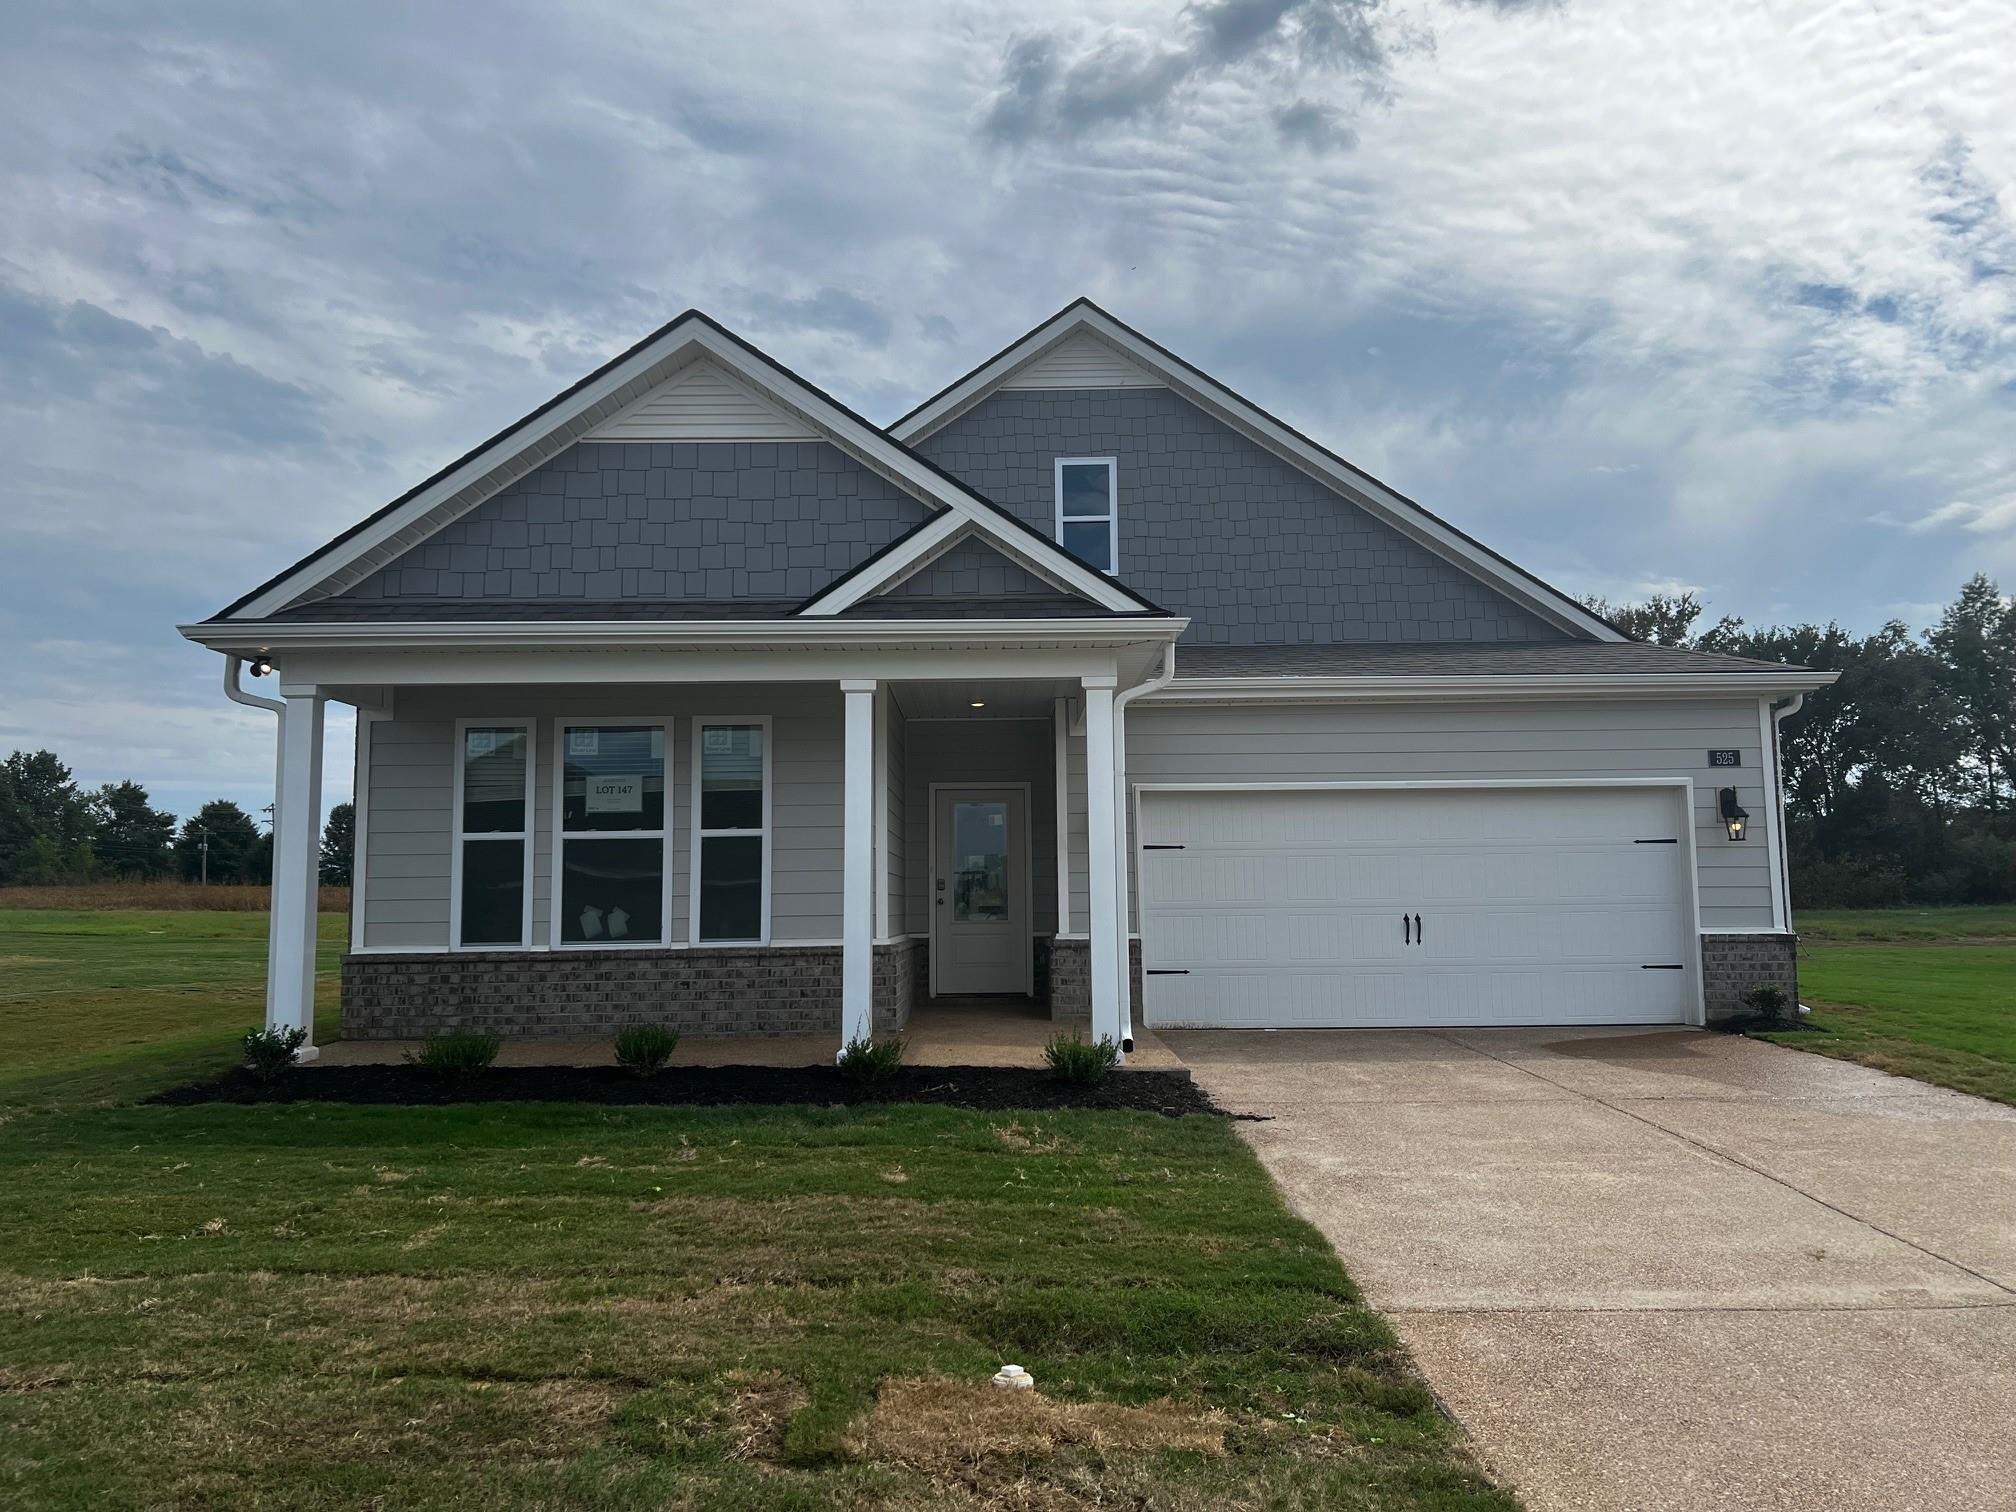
[[198, 824, 209, 886]]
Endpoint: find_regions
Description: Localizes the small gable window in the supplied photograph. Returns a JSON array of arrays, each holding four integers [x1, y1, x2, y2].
[[1055, 458, 1118, 573]]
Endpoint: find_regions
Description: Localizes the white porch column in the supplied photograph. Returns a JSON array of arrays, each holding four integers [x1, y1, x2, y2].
[[268, 690, 325, 1059], [840, 679, 877, 1051], [1083, 675, 1121, 1048]]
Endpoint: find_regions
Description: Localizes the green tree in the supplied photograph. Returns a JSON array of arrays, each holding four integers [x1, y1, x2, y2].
[[0, 750, 96, 884], [175, 801, 262, 885], [320, 801, 356, 886], [1580, 590, 1745, 649], [1926, 574, 2016, 810], [90, 780, 177, 877]]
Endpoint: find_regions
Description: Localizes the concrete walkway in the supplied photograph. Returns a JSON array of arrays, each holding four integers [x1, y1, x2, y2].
[[313, 1001, 1186, 1072], [1167, 1027, 2016, 1512]]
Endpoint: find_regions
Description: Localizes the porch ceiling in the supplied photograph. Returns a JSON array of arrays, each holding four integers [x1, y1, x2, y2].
[[892, 679, 1068, 720]]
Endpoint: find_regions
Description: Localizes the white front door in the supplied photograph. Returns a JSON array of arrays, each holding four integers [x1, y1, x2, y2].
[[932, 786, 1031, 996], [1139, 786, 1698, 1029]]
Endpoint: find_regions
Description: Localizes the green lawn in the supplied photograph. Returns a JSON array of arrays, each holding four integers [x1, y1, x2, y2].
[[1773, 906, 2016, 1106], [0, 909, 345, 1114], [0, 907, 1510, 1510]]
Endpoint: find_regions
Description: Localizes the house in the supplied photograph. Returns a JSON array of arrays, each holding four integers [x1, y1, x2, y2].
[[181, 300, 1835, 1060]]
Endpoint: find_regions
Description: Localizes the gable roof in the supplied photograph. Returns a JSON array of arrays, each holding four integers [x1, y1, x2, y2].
[[890, 299, 1625, 643], [213, 310, 1163, 622]]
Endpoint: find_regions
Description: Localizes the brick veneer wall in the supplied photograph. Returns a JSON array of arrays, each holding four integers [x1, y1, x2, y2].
[[1700, 932, 1799, 1023], [343, 941, 932, 1040], [1046, 938, 1143, 1025]]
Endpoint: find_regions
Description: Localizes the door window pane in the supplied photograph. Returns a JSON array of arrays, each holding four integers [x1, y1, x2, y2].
[[952, 801, 1009, 921], [461, 728, 527, 833], [562, 726, 665, 831], [460, 839, 525, 945], [560, 837, 665, 943], [699, 835, 763, 941], [1060, 520, 1112, 572], [699, 725, 765, 830]]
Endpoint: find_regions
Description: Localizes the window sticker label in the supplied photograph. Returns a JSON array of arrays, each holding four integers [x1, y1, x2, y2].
[[584, 775, 643, 813], [568, 729, 600, 757]]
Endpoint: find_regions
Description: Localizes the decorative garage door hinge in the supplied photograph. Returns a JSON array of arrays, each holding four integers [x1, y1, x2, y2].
[[1141, 843, 1186, 850]]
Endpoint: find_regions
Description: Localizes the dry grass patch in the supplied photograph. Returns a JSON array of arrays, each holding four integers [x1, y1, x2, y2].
[[849, 1377, 1227, 1470]]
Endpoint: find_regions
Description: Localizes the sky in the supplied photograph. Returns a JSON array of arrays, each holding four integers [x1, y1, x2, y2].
[[1, 0, 2012, 825]]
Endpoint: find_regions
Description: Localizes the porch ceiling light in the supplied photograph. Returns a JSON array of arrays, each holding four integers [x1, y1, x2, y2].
[[969, 699, 986, 709], [1718, 786, 1749, 841]]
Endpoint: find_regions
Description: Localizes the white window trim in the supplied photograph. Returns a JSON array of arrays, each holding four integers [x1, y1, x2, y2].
[[451, 717, 538, 951], [550, 718, 676, 951], [689, 714, 774, 945], [1054, 456, 1118, 575]]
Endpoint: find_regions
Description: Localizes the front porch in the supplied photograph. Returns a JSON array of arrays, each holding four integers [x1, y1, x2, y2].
[[310, 999, 1187, 1072]]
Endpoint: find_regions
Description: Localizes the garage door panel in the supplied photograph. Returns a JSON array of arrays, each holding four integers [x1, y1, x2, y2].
[[1140, 787, 1695, 1030]]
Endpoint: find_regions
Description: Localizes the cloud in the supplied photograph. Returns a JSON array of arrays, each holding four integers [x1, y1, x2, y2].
[[980, 0, 1389, 148]]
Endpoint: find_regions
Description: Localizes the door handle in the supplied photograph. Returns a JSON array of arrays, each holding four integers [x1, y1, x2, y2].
[[1402, 913, 1411, 945], [1413, 913, 1423, 944]]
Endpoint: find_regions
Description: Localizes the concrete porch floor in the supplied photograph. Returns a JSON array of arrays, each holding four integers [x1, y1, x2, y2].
[[312, 998, 1185, 1073]]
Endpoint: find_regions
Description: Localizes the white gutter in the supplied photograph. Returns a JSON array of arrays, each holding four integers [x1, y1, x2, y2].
[[1149, 671, 1841, 703], [1769, 692, 1807, 932], [1109, 643, 1176, 1054]]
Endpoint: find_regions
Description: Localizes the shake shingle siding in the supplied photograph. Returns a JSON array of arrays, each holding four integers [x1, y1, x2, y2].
[[915, 388, 1565, 646], [886, 535, 1059, 598], [332, 441, 930, 606]]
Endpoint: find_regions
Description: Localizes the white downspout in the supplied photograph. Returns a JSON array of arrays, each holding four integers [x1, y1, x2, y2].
[[1109, 642, 1177, 1055], [1769, 693, 1805, 932]]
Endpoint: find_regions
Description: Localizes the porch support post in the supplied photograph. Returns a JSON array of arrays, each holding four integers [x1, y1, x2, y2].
[[268, 690, 325, 1059], [1083, 675, 1121, 1049], [840, 679, 877, 1051]]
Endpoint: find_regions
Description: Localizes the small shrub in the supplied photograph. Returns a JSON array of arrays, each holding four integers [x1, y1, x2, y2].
[[241, 1025, 308, 1082], [837, 1036, 905, 1083], [1741, 983, 1793, 1028], [614, 1023, 679, 1076], [407, 1029, 500, 1078], [1044, 1032, 1120, 1084]]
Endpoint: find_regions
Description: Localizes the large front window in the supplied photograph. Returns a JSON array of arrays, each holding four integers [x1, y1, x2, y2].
[[692, 721, 768, 942], [456, 724, 531, 947], [558, 724, 667, 945]]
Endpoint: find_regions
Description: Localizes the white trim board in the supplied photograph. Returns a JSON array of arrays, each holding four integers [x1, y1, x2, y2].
[[891, 301, 1626, 642]]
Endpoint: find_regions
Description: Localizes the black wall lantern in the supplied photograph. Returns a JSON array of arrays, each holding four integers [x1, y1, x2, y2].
[[1718, 786, 1749, 842]]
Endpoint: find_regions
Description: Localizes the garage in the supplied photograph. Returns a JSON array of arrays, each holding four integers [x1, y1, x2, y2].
[[1136, 784, 1700, 1029]]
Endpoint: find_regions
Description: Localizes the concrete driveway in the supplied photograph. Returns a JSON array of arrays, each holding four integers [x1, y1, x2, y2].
[[1167, 1027, 2016, 1512]]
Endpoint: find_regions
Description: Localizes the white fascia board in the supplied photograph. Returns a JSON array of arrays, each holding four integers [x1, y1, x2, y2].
[[179, 615, 1185, 656], [1146, 670, 1842, 704], [228, 317, 1148, 622], [800, 512, 966, 615], [892, 305, 1622, 642]]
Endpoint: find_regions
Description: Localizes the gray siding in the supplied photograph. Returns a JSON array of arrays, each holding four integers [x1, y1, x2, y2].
[[360, 685, 847, 950], [915, 388, 1564, 646], [1057, 697, 1780, 937], [902, 718, 1058, 938], [885, 535, 1059, 599], [333, 441, 930, 606]]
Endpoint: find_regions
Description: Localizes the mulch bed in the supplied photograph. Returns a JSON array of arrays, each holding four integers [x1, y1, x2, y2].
[[148, 1063, 1236, 1117]]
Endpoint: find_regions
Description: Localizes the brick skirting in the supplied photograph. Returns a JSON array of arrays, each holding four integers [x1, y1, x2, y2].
[[1046, 937, 1143, 1025], [1699, 932, 1800, 1023], [343, 942, 926, 1040]]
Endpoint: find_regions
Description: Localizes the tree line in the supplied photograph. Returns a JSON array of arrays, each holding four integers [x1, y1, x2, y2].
[[1585, 573, 2016, 907], [0, 751, 355, 887]]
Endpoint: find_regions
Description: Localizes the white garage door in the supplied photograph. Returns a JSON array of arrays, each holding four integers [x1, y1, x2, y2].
[[1138, 786, 1697, 1029]]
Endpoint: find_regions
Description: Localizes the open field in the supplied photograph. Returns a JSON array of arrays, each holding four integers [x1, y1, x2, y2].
[[1776, 906, 2016, 1107], [0, 907, 1509, 1510], [0, 909, 345, 1114], [0, 882, 350, 912]]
